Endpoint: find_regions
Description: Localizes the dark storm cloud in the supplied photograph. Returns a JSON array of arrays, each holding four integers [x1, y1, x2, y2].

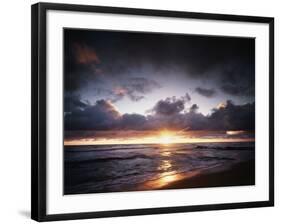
[[148, 100, 254, 131], [111, 77, 161, 102], [64, 99, 121, 130], [217, 61, 255, 96], [64, 29, 255, 98], [64, 99, 147, 131], [152, 98, 185, 116], [120, 113, 147, 130], [208, 100, 255, 131], [65, 97, 254, 131], [64, 41, 104, 92], [64, 94, 88, 112], [146, 111, 208, 131], [150, 94, 191, 116], [195, 87, 216, 98], [64, 33, 161, 102], [74, 43, 100, 65], [147, 103, 207, 130], [189, 104, 199, 113], [127, 77, 160, 94]]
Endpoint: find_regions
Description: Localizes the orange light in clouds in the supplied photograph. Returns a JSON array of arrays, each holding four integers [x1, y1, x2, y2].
[[226, 130, 245, 135]]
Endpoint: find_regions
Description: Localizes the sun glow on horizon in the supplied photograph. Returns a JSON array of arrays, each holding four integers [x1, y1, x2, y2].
[[158, 130, 175, 145], [64, 130, 254, 146]]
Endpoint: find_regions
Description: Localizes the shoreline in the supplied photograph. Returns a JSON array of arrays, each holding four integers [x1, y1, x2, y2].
[[65, 160, 255, 194], [158, 159, 255, 190]]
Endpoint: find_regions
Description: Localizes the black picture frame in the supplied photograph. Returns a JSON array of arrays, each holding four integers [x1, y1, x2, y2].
[[31, 2, 274, 222]]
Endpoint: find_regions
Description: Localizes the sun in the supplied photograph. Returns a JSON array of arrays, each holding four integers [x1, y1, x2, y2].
[[159, 131, 173, 145], [159, 135, 172, 144]]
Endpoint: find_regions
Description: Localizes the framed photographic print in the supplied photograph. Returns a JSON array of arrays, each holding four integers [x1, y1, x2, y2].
[[31, 2, 274, 222]]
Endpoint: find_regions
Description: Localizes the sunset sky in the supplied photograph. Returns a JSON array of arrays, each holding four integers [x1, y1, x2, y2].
[[63, 29, 255, 145]]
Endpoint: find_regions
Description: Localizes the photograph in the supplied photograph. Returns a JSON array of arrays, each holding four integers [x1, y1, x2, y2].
[[63, 29, 255, 195]]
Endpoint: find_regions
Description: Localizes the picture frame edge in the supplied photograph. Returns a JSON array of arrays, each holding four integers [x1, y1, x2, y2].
[[31, 2, 275, 222]]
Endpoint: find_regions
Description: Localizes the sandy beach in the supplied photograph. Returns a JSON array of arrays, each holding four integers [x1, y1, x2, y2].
[[158, 159, 255, 190]]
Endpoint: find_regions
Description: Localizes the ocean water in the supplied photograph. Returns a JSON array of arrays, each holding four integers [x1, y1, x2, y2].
[[64, 142, 255, 194]]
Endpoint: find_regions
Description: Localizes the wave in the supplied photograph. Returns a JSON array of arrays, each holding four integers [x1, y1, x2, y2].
[[195, 145, 254, 151], [65, 154, 152, 164], [65, 145, 159, 153], [197, 156, 235, 161]]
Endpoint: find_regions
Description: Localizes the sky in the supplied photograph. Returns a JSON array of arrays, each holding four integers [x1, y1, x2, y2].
[[63, 29, 255, 145]]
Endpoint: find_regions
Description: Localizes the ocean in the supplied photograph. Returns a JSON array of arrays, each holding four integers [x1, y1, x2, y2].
[[64, 141, 255, 194]]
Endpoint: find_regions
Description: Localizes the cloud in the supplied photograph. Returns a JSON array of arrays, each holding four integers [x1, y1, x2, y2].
[[65, 95, 254, 133], [120, 113, 147, 130], [64, 99, 121, 130], [147, 102, 207, 130], [126, 77, 160, 94], [64, 41, 105, 93], [189, 104, 199, 113], [218, 61, 255, 97], [181, 111, 208, 130], [148, 100, 254, 131], [145, 111, 207, 131], [63, 29, 255, 139], [185, 92, 191, 102], [220, 81, 253, 96], [208, 100, 255, 131], [64, 29, 255, 101], [65, 100, 147, 131], [151, 95, 189, 116], [195, 87, 216, 98], [64, 94, 88, 112], [149, 93, 191, 116], [74, 43, 100, 65], [111, 77, 161, 102]]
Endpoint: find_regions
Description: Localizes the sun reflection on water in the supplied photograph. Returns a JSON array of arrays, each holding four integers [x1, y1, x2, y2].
[[143, 171, 184, 189], [141, 147, 201, 189], [158, 171, 180, 185], [161, 151, 171, 156], [158, 160, 172, 171]]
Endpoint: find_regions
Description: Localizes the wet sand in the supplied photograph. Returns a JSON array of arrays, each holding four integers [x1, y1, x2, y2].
[[159, 160, 255, 190]]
